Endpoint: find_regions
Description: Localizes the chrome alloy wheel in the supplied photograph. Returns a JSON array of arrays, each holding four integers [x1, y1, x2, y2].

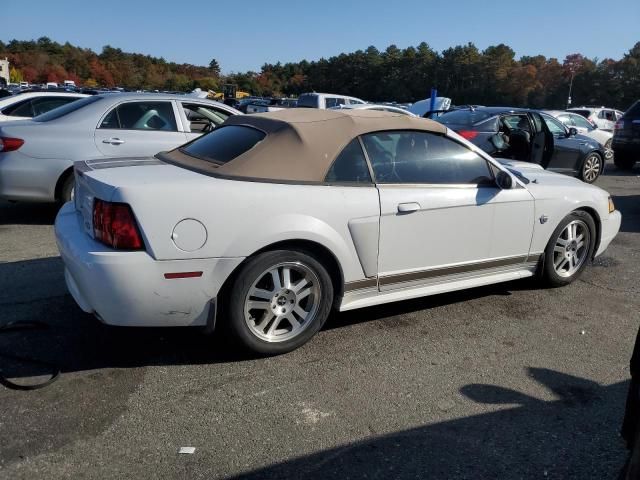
[[244, 262, 321, 342], [552, 220, 590, 277], [582, 154, 601, 183]]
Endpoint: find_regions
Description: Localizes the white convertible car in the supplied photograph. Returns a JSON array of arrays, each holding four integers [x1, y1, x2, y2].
[[55, 109, 621, 354]]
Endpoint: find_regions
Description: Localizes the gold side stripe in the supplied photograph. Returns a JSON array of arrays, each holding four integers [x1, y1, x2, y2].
[[344, 278, 378, 292], [345, 253, 542, 292]]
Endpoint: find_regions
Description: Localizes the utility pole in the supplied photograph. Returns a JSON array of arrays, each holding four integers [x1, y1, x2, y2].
[[567, 69, 575, 109]]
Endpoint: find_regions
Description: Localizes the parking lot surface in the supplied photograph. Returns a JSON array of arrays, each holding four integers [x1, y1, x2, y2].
[[1, 164, 639, 479]]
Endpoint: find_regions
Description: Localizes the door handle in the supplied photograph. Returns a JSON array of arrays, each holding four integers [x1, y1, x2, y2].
[[103, 138, 125, 145], [397, 202, 421, 213]]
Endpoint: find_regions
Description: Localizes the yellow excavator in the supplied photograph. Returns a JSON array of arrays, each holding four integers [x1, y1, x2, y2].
[[207, 84, 251, 101]]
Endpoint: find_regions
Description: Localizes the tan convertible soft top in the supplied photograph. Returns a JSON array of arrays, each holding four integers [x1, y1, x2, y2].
[[162, 108, 447, 183]]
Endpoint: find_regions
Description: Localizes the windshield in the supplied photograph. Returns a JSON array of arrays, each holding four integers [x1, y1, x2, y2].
[[33, 95, 101, 122], [438, 109, 493, 126]]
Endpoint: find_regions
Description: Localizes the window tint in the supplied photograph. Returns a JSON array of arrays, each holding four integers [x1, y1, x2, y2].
[[296, 94, 318, 108], [34, 95, 101, 122], [363, 131, 492, 185], [181, 125, 265, 164], [325, 139, 372, 184], [325, 97, 339, 109], [100, 101, 177, 131], [31, 97, 78, 116], [182, 103, 231, 133], [3, 98, 33, 117]]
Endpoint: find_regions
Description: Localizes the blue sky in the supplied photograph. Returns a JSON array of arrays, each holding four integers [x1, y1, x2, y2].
[[3, 0, 639, 73]]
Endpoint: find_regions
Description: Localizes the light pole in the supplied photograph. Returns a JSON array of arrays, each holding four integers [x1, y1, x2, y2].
[[567, 69, 575, 109]]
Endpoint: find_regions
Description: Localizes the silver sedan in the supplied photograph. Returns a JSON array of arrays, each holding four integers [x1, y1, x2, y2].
[[0, 93, 241, 202]]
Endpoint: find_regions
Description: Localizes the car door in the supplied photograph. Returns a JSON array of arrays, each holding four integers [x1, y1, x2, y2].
[[363, 130, 535, 291], [95, 100, 188, 157], [179, 102, 234, 141], [541, 114, 583, 174]]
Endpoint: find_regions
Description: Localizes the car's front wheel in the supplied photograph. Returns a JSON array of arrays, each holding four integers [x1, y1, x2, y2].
[[225, 250, 334, 355], [580, 152, 602, 183], [543, 211, 596, 287]]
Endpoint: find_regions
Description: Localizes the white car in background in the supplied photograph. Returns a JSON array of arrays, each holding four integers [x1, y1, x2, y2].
[[296, 92, 366, 109], [55, 108, 621, 355], [0, 93, 240, 203], [0, 91, 88, 122], [546, 110, 614, 160], [567, 106, 623, 132]]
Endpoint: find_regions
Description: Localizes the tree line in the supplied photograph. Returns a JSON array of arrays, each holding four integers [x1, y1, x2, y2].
[[1, 37, 639, 110]]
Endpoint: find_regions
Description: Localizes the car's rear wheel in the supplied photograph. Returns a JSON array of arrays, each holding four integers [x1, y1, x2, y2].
[[614, 153, 636, 171], [58, 173, 75, 204], [543, 211, 595, 287], [580, 152, 602, 183], [225, 250, 334, 355], [604, 139, 613, 161]]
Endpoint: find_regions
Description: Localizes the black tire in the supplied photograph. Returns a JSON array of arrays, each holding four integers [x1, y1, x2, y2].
[[604, 139, 614, 161], [580, 152, 602, 183], [58, 172, 75, 203], [614, 153, 636, 171], [542, 211, 596, 287], [224, 249, 334, 355]]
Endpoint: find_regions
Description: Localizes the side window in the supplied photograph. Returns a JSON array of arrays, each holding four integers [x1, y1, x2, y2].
[[557, 115, 574, 126], [530, 113, 543, 132], [99, 101, 177, 131], [503, 114, 531, 133], [325, 97, 338, 109], [542, 115, 566, 136], [362, 131, 493, 185], [604, 110, 615, 121], [324, 139, 372, 184], [571, 114, 593, 130], [3, 98, 34, 117], [335, 98, 346, 106], [182, 103, 231, 133], [348, 98, 365, 105]]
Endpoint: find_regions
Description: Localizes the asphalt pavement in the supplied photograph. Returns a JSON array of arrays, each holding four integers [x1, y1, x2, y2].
[[0, 164, 639, 479]]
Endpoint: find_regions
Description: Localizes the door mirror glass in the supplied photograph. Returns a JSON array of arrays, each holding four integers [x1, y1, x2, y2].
[[568, 127, 578, 137], [496, 170, 513, 189]]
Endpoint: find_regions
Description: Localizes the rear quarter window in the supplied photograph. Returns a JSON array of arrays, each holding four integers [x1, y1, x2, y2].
[[180, 125, 265, 164]]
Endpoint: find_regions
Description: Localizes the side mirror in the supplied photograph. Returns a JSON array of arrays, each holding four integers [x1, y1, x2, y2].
[[496, 170, 513, 189], [568, 127, 578, 137]]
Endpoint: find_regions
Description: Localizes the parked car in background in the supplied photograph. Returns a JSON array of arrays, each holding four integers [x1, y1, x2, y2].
[[546, 110, 613, 160], [0, 91, 88, 122], [567, 106, 623, 132], [55, 108, 620, 355], [612, 100, 640, 170], [330, 103, 417, 116], [296, 92, 366, 109], [0, 93, 241, 203], [436, 107, 606, 183], [246, 97, 298, 114]]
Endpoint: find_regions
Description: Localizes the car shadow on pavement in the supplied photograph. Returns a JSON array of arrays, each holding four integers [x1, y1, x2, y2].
[[228, 368, 629, 479], [0, 201, 60, 226], [612, 195, 640, 233]]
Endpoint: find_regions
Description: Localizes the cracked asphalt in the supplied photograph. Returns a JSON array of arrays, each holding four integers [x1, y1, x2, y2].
[[0, 163, 639, 479]]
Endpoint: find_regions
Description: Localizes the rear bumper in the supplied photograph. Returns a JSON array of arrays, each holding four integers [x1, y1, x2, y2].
[[595, 210, 622, 257], [55, 202, 244, 327]]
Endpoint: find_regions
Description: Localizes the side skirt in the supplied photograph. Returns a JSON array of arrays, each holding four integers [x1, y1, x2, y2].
[[339, 265, 537, 312]]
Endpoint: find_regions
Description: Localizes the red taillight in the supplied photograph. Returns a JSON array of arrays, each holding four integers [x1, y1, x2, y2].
[[0, 137, 24, 152], [92, 199, 144, 250], [458, 130, 479, 140], [615, 120, 625, 130]]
